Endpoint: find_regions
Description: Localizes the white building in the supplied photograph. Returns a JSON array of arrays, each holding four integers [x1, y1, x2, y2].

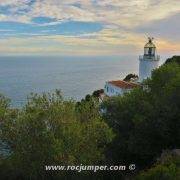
[[139, 37, 160, 82], [104, 80, 139, 97]]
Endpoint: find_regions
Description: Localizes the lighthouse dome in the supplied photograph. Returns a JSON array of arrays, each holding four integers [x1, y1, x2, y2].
[[144, 37, 156, 56], [144, 40, 156, 48]]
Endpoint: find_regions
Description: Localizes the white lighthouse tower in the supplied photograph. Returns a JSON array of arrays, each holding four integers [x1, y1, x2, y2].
[[139, 37, 160, 82]]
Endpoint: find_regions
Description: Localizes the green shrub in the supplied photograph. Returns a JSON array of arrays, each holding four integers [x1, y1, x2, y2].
[[136, 151, 180, 180]]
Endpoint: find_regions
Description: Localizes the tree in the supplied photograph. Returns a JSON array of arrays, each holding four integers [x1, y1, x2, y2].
[[136, 150, 180, 180], [165, 56, 180, 65], [123, 74, 138, 81], [92, 89, 104, 98], [0, 91, 113, 179]]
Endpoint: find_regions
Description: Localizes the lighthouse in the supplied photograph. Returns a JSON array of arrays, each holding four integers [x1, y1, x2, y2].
[[139, 37, 160, 82]]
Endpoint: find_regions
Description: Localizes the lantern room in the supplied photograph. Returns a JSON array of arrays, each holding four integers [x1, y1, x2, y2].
[[144, 37, 156, 57]]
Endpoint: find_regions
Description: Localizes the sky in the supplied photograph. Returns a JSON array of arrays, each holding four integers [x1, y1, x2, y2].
[[0, 0, 179, 56]]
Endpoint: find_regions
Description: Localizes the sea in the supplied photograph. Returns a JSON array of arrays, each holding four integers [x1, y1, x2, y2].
[[0, 55, 166, 107]]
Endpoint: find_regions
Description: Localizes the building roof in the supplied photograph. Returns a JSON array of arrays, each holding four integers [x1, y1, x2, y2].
[[108, 80, 140, 89], [144, 37, 156, 48]]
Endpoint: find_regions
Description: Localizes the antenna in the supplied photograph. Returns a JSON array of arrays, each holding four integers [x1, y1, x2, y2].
[[148, 37, 154, 43]]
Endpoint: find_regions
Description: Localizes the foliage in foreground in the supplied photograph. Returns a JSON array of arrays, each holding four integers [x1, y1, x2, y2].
[[136, 150, 180, 180], [0, 91, 113, 179]]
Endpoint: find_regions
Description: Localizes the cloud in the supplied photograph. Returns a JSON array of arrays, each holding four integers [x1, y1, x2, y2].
[[1, 27, 179, 56], [134, 13, 180, 42], [0, 0, 179, 55], [1, 0, 179, 26]]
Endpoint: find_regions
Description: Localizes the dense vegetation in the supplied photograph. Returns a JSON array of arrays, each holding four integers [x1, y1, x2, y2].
[[0, 56, 179, 179], [165, 56, 180, 65], [0, 91, 113, 179], [136, 150, 180, 180]]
